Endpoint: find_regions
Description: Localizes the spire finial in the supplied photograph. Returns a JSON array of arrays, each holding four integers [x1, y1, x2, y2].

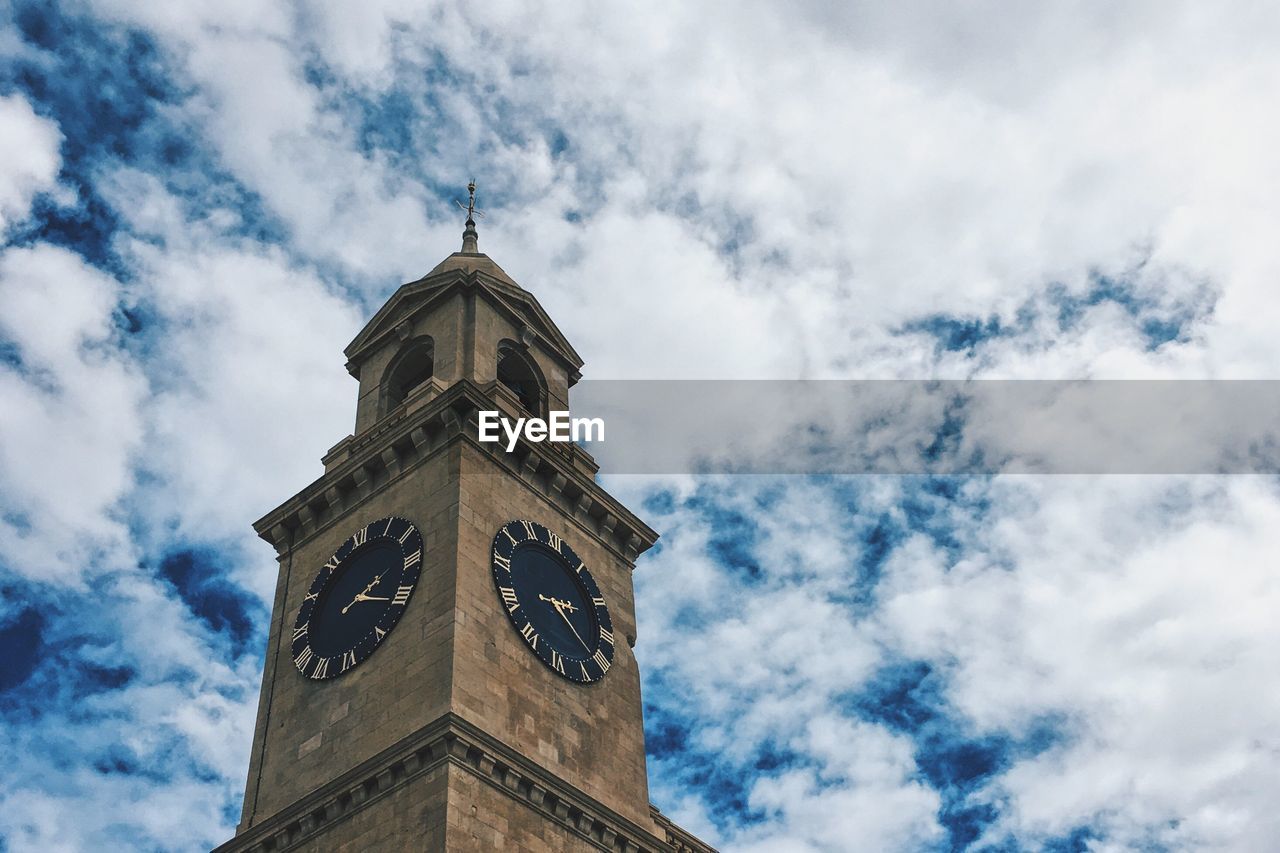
[[455, 180, 483, 254]]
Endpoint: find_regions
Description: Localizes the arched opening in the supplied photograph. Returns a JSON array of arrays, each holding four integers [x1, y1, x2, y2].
[[497, 341, 544, 416], [383, 337, 435, 412]]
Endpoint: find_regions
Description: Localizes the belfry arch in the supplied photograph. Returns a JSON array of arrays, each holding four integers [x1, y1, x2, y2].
[[381, 335, 434, 415], [496, 339, 545, 417]]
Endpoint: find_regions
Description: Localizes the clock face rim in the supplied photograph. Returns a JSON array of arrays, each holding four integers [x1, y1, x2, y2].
[[491, 519, 615, 685], [291, 516, 423, 681]]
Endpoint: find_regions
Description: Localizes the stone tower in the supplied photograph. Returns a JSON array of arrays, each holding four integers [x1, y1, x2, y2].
[[216, 196, 713, 852]]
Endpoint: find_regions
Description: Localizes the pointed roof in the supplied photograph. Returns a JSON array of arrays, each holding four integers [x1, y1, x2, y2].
[[425, 251, 519, 287], [344, 255, 583, 380], [345, 183, 584, 378]]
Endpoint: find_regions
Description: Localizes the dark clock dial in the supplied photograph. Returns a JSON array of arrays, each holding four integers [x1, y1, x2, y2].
[[491, 519, 615, 684], [291, 516, 423, 680]]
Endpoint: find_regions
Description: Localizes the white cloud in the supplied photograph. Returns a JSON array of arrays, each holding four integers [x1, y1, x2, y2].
[[207, 0, 1272, 382], [0, 94, 61, 229], [78, 0, 1280, 375], [0, 244, 145, 582], [924, 477, 1280, 850], [122, 235, 362, 540], [0, 569, 258, 852], [738, 717, 943, 852], [629, 475, 1280, 850], [619, 473, 1280, 851], [6, 2, 1280, 850], [87, 170, 366, 595], [87, 0, 457, 286]]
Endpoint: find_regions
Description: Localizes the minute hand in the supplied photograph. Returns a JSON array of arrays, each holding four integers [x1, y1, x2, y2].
[[544, 598, 591, 652]]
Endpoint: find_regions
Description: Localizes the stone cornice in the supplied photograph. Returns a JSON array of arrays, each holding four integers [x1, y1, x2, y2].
[[214, 713, 715, 853], [252, 380, 658, 567], [651, 808, 718, 853]]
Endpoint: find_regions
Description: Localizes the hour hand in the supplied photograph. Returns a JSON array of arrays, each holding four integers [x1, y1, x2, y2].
[[342, 576, 386, 613], [343, 593, 385, 614], [538, 594, 577, 613], [540, 595, 590, 651]]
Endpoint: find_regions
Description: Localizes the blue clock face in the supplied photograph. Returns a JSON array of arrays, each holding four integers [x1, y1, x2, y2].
[[491, 520, 615, 684], [291, 516, 423, 680]]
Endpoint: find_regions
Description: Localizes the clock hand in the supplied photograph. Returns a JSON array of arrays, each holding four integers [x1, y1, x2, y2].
[[540, 596, 591, 651], [341, 575, 385, 614], [342, 592, 393, 613]]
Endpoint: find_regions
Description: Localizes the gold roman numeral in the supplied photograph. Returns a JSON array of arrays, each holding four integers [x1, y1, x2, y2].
[[398, 525, 414, 544], [292, 625, 307, 641], [520, 520, 537, 540], [323, 556, 339, 571], [374, 626, 386, 640], [312, 657, 329, 678], [600, 628, 613, 646], [342, 650, 356, 671], [503, 527, 520, 546], [592, 596, 606, 608], [294, 646, 314, 670], [493, 551, 511, 571], [499, 586, 520, 613], [384, 518, 395, 537], [551, 650, 565, 674], [304, 591, 318, 602], [520, 622, 538, 649], [592, 649, 611, 673], [579, 662, 590, 680], [404, 550, 421, 569], [547, 531, 562, 551], [392, 585, 413, 606], [353, 527, 368, 547]]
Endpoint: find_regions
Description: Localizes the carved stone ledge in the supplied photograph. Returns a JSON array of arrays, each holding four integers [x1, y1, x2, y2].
[[501, 765, 521, 790], [440, 406, 461, 433], [296, 504, 317, 536], [268, 524, 292, 556], [254, 380, 658, 566], [574, 492, 593, 521], [600, 513, 618, 537], [217, 714, 714, 853], [624, 533, 642, 561], [350, 465, 371, 494], [323, 486, 343, 515], [520, 450, 541, 481], [380, 446, 401, 477]]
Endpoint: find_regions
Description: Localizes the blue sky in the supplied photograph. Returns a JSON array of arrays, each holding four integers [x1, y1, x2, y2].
[[3, 1, 1280, 850]]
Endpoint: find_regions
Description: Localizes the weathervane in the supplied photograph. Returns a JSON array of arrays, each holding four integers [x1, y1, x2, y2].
[[455, 180, 483, 253], [455, 180, 484, 223]]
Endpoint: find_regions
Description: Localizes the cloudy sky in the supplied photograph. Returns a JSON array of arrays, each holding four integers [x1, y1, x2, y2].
[[2, 2, 1280, 850]]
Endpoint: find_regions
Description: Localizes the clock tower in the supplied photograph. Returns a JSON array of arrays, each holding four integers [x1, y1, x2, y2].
[[216, 194, 713, 853]]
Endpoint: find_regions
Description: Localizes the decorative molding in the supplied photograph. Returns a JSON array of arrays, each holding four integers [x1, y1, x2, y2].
[[253, 380, 658, 567], [215, 714, 715, 853], [651, 807, 717, 853], [267, 524, 291, 556]]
